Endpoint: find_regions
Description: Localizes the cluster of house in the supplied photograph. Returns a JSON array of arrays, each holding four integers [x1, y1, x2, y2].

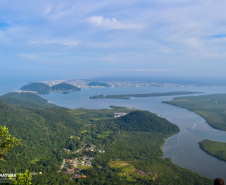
[[31, 171, 42, 175], [61, 157, 94, 179], [73, 143, 105, 154], [61, 141, 106, 179], [18, 90, 37, 94], [114, 112, 127, 118]]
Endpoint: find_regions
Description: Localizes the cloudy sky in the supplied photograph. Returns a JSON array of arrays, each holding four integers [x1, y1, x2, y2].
[[0, 0, 226, 80]]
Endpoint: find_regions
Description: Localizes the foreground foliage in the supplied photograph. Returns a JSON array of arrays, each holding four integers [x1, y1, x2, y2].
[[0, 126, 19, 160]]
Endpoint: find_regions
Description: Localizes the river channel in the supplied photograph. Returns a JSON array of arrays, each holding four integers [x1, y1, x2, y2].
[[41, 86, 226, 181]]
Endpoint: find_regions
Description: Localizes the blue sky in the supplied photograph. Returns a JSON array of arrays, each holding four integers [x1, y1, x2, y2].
[[1, 0, 226, 80]]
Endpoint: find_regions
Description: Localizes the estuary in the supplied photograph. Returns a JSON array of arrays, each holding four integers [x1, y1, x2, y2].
[[41, 86, 226, 181]]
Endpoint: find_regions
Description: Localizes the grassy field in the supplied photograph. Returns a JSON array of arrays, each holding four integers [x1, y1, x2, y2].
[[164, 94, 226, 131], [109, 159, 154, 182], [199, 140, 226, 162]]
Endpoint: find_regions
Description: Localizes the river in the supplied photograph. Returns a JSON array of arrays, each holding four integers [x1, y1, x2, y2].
[[41, 86, 226, 181]]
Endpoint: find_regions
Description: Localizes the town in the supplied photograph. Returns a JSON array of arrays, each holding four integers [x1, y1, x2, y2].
[[61, 138, 105, 180], [40, 79, 210, 89]]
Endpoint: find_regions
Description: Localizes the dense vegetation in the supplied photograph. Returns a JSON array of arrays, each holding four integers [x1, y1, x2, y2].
[[90, 91, 202, 99], [0, 100, 81, 169], [0, 93, 212, 184], [199, 140, 226, 162], [51, 82, 81, 91], [116, 111, 179, 134], [164, 94, 226, 131], [76, 111, 211, 185], [20, 83, 51, 94], [0, 92, 58, 108], [87, 82, 110, 87]]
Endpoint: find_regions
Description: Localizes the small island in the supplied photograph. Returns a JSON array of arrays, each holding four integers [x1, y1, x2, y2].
[[51, 82, 81, 92], [199, 139, 226, 162], [20, 82, 51, 94], [90, 91, 202, 99], [87, 82, 110, 87], [20, 82, 81, 94]]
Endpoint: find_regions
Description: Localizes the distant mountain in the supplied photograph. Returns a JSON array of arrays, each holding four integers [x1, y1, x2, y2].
[[51, 83, 81, 91], [20, 82, 51, 94], [87, 82, 110, 87], [20, 82, 81, 94], [0, 92, 59, 108]]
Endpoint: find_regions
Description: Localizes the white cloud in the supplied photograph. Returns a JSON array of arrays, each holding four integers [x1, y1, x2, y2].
[[88, 16, 143, 30], [44, 5, 52, 15], [182, 38, 204, 49], [31, 39, 78, 47]]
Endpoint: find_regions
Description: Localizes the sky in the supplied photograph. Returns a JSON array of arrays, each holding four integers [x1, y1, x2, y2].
[[1, 0, 226, 81]]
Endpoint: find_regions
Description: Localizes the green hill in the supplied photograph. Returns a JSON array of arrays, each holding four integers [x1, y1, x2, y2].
[[51, 82, 81, 91], [0, 100, 82, 165], [20, 82, 51, 94], [116, 111, 179, 134], [87, 82, 110, 87], [0, 92, 58, 108], [20, 82, 81, 94]]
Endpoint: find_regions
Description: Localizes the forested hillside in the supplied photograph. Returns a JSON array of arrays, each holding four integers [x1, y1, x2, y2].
[[0, 92, 58, 108], [51, 82, 81, 91], [20, 82, 80, 94], [0, 94, 212, 184], [20, 83, 51, 94]]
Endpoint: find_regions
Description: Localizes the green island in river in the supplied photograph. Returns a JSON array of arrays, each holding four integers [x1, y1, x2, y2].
[[164, 94, 226, 164], [163, 94, 226, 131], [199, 140, 226, 162], [90, 91, 202, 99], [0, 92, 212, 184]]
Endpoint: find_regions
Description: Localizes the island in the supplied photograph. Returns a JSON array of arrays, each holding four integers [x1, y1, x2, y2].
[[20, 82, 81, 94], [199, 140, 226, 162], [87, 82, 110, 87], [163, 94, 226, 131], [51, 82, 81, 92], [90, 91, 202, 99], [20, 82, 51, 94]]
